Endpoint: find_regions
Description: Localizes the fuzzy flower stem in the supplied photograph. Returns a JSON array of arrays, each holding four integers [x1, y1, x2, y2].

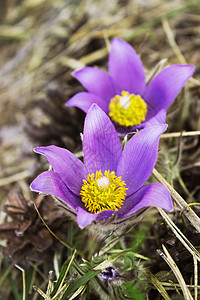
[[152, 168, 200, 233]]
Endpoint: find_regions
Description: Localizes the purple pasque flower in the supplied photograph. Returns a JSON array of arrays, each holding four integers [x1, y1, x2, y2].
[[66, 38, 195, 134], [30, 104, 173, 229]]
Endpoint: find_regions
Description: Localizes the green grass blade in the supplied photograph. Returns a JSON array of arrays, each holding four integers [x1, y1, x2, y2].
[[8, 273, 21, 300], [61, 270, 100, 298]]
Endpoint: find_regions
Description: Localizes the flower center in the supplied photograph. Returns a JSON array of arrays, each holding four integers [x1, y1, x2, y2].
[[80, 170, 127, 214], [109, 90, 147, 127]]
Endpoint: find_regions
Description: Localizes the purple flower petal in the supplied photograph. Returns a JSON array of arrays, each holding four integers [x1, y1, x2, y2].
[[96, 210, 116, 222], [76, 207, 116, 229], [66, 92, 109, 114], [76, 207, 98, 229], [144, 64, 195, 111], [109, 38, 146, 95], [117, 124, 167, 196], [118, 183, 173, 216], [30, 171, 83, 209], [144, 109, 167, 126], [72, 67, 116, 102], [34, 145, 86, 195], [83, 104, 122, 173]]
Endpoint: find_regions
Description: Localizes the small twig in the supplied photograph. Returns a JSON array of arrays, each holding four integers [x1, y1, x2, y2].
[[161, 131, 200, 139]]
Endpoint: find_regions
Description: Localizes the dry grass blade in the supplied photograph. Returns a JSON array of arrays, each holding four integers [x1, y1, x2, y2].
[[0, 170, 30, 187], [15, 265, 26, 300], [33, 285, 47, 298], [161, 131, 200, 139], [161, 282, 200, 290], [157, 208, 200, 297], [158, 245, 194, 300], [34, 203, 74, 251], [68, 285, 86, 300], [58, 250, 77, 294], [162, 17, 200, 87], [162, 17, 187, 65], [193, 255, 198, 300], [152, 169, 200, 233], [157, 208, 200, 262], [145, 270, 171, 300], [46, 270, 54, 297]]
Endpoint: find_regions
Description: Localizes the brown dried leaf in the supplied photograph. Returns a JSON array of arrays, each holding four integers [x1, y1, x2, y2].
[[8, 190, 27, 209]]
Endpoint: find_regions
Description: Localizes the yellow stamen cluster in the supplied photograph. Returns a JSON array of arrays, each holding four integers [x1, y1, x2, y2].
[[109, 90, 147, 127], [80, 170, 127, 214]]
